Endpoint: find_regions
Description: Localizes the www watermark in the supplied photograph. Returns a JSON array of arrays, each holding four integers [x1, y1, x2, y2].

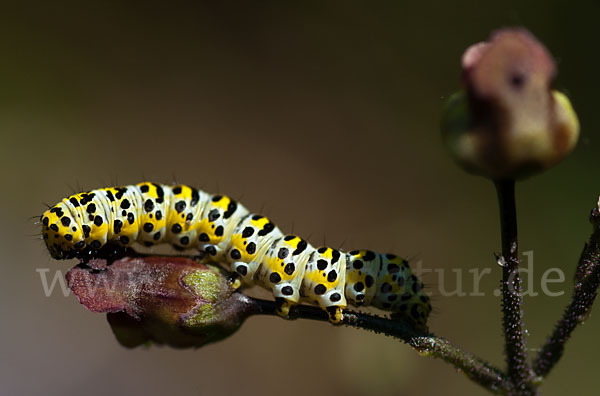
[[35, 262, 147, 298], [36, 251, 567, 298], [36, 268, 70, 297]]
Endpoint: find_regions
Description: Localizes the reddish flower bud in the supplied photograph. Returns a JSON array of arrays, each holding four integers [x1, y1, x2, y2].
[[66, 256, 256, 348], [442, 28, 579, 180]]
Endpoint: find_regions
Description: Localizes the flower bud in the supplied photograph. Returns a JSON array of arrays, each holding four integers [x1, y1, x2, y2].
[[441, 28, 579, 180], [66, 255, 256, 348]]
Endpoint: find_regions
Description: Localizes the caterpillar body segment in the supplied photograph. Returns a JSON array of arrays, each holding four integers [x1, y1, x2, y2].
[[256, 235, 311, 317], [302, 247, 348, 323], [41, 182, 431, 329], [227, 214, 283, 289], [372, 255, 419, 311], [345, 250, 380, 307], [195, 194, 249, 260]]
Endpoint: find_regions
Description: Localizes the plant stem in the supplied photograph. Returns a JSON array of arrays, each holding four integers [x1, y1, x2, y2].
[[494, 180, 533, 395], [533, 206, 600, 377], [252, 297, 512, 394]]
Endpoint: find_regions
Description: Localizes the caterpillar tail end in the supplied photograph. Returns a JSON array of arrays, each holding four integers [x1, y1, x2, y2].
[[390, 304, 430, 333]]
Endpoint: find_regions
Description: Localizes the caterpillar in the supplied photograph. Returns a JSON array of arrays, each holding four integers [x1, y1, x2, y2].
[[40, 182, 431, 328]]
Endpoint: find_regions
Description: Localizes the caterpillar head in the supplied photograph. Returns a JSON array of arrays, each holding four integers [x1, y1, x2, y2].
[[401, 282, 432, 332], [410, 299, 432, 331], [41, 201, 85, 259], [404, 275, 432, 331]]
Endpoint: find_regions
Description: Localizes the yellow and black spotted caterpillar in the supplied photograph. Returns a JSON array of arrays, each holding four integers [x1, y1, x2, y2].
[[41, 182, 431, 328]]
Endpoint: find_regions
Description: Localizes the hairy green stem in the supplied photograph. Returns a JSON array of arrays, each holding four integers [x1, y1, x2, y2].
[[251, 297, 512, 394]]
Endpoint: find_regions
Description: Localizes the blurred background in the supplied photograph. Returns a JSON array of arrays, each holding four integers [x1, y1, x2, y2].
[[2, 1, 599, 395]]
